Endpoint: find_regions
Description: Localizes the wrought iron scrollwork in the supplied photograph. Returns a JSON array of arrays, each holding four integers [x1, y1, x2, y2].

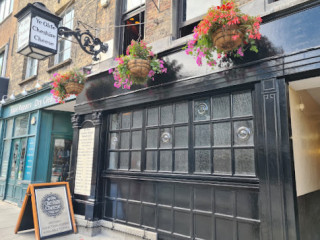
[[58, 27, 108, 61]]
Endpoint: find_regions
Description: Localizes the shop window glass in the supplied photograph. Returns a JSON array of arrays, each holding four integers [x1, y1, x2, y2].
[[5, 118, 13, 138], [51, 139, 72, 182], [0, 140, 11, 177], [14, 114, 29, 137], [17, 138, 27, 180], [179, 0, 220, 37], [10, 139, 20, 179], [23, 137, 35, 181]]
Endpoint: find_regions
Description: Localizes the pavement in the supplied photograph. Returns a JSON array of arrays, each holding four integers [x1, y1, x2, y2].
[[0, 200, 103, 240]]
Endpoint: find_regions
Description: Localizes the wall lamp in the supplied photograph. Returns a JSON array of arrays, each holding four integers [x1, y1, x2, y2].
[[0, 95, 7, 105]]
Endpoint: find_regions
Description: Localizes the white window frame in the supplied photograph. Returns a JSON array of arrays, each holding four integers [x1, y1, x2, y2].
[[54, 7, 74, 65], [0, 0, 13, 23], [25, 57, 38, 79], [0, 43, 8, 77]]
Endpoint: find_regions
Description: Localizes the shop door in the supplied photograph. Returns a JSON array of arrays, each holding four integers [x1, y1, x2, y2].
[[5, 138, 27, 202], [49, 137, 72, 182]]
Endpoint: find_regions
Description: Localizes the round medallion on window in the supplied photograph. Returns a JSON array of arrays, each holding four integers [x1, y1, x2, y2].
[[237, 126, 251, 141], [112, 136, 118, 142], [31, 116, 37, 125], [197, 103, 208, 115], [161, 132, 171, 143]]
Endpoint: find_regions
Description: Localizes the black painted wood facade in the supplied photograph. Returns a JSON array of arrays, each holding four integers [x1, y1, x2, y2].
[[70, 2, 320, 239]]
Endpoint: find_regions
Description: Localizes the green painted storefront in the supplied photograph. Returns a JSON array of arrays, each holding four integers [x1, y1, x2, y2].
[[0, 90, 73, 205]]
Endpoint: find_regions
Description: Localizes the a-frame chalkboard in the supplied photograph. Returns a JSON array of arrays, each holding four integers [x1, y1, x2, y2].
[[15, 182, 77, 240]]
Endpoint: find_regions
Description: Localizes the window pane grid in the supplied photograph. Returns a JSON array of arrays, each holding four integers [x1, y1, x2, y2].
[[107, 91, 255, 177]]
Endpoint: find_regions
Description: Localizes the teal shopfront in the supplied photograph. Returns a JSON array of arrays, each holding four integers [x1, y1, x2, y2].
[[0, 90, 74, 205]]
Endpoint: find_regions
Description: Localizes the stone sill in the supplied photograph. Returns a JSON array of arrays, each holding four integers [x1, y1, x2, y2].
[[47, 58, 72, 73], [19, 75, 37, 86]]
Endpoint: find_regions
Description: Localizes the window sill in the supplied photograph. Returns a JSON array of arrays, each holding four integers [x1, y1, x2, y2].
[[19, 75, 37, 86], [47, 58, 72, 73], [0, 13, 13, 26]]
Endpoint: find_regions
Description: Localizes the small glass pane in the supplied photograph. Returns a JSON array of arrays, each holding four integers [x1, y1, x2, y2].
[[120, 132, 130, 149], [161, 105, 173, 125], [183, 0, 219, 21], [109, 152, 118, 169], [212, 95, 230, 119], [109, 133, 119, 149], [234, 120, 254, 146], [213, 149, 232, 174], [175, 102, 188, 123], [5, 119, 13, 138], [131, 151, 141, 170], [147, 129, 158, 148], [159, 151, 172, 172], [232, 92, 253, 117], [146, 151, 157, 170], [194, 99, 210, 121], [122, 112, 131, 129], [160, 128, 172, 148], [132, 110, 142, 128], [131, 131, 142, 149], [0, 140, 11, 177], [123, 0, 145, 12], [175, 126, 188, 148], [110, 114, 120, 130], [147, 107, 158, 126], [213, 122, 231, 146], [235, 149, 255, 176], [195, 124, 211, 147], [119, 152, 129, 169], [14, 115, 29, 137], [195, 150, 211, 173], [175, 150, 188, 172], [50, 139, 72, 182]]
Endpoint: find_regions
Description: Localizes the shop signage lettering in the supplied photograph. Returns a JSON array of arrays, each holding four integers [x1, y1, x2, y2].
[[15, 182, 77, 240], [3, 92, 75, 118], [24, 137, 35, 181], [30, 16, 57, 50], [17, 15, 31, 51]]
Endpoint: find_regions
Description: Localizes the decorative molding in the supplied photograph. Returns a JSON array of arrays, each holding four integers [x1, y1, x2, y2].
[[92, 111, 102, 125], [71, 114, 81, 128]]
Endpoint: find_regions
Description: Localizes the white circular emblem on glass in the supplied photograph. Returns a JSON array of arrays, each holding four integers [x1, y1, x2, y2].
[[161, 132, 171, 143], [237, 127, 251, 141], [197, 103, 208, 115], [112, 136, 118, 142]]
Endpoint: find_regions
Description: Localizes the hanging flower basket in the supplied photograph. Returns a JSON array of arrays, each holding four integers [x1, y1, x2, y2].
[[109, 40, 167, 89], [50, 69, 87, 104], [211, 25, 244, 52], [127, 59, 151, 80], [64, 82, 84, 95], [184, 0, 262, 68]]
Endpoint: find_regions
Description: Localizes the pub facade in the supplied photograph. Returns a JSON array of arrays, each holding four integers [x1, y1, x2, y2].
[[68, 0, 320, 240]]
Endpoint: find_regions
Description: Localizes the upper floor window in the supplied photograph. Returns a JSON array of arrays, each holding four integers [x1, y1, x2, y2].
[[121, 0, 145, 54], [0, 51, 4, 77], [25, 57, 38, 79], [179, 0, 220, 37], [54, 8, 74, 65], [0, 0, 13, 23]]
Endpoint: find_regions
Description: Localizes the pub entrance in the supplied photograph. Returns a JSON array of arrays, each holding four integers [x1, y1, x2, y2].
[[289, 77, 320, 240]]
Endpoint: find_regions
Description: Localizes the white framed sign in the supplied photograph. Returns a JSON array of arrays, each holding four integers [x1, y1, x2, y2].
[[17, 15, 31, 51], [30, 16, 58, 50], [74, 128, 95, 196]]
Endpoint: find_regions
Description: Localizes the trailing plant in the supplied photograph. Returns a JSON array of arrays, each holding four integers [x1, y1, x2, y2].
[[50, 69, 87, 103], [184, 0, 262, 68], [109, 40, 167, 89]]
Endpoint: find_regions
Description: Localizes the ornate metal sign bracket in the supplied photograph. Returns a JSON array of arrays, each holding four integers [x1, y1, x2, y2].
[[58, 27, 108, 61]]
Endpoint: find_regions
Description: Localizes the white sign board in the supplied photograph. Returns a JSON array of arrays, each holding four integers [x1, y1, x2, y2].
[[17, 15, 31, 51], [34, 186, 72, 238], [30, 16, 58, 50], [74, 128, 95, 196]]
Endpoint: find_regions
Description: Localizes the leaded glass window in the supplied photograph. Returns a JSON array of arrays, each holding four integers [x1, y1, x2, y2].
[[107, 91, 255, 177]]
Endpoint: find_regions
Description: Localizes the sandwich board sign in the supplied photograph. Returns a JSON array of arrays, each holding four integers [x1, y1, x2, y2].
[[15, 182, 77, 239]]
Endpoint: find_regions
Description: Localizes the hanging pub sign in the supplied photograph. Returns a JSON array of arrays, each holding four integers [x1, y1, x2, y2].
[[15, 2, 61, 60], [15, 182, 77, 240]]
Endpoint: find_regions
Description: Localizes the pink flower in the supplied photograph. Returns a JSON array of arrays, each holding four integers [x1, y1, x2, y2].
[[237, 47, 244, 56], [108, 68, 114, 74], [148, 70, 155, 77], [196, 56, 202, 66], [149, 51, 154, 57]]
